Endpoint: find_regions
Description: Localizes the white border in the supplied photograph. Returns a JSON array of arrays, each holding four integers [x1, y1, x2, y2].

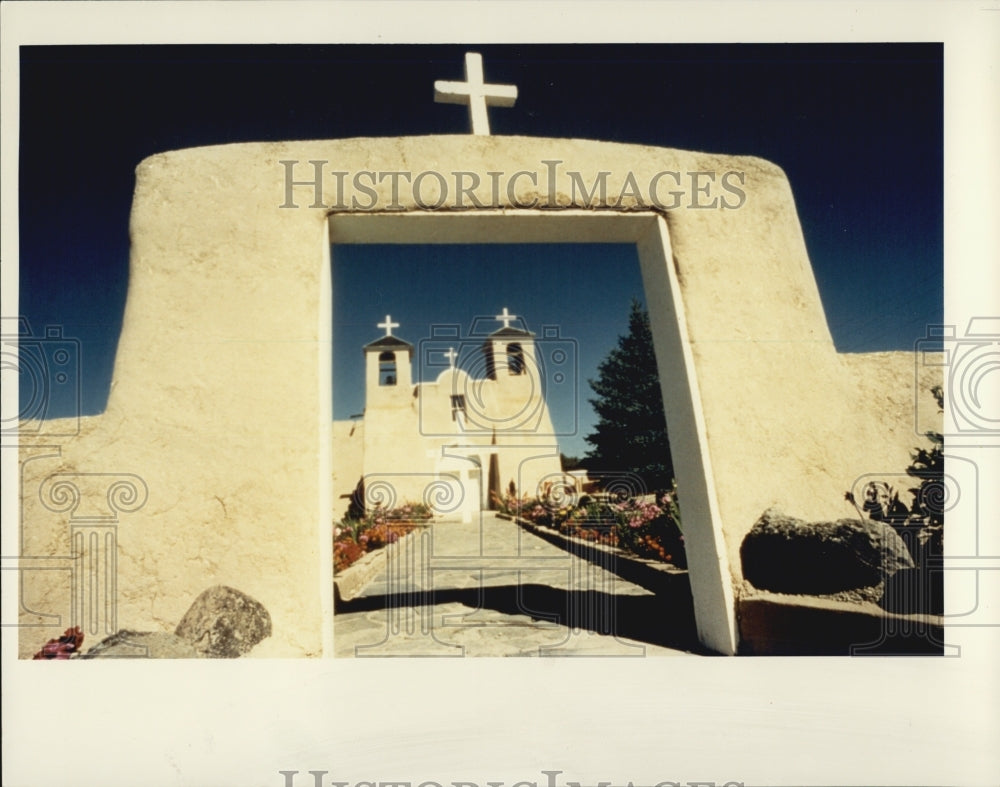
[[3, 3, 998, 787]]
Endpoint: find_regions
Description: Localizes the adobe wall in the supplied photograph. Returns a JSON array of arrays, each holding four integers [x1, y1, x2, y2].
[[660, 170, 943, 583], [18, 135, 940, 657], [332, 419, 363, 519]]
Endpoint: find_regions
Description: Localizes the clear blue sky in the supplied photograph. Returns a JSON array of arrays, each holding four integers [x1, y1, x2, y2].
[[17, 44, 942, 457]]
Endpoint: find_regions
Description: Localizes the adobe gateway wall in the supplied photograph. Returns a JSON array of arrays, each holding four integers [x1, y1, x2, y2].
[[18, 136, 938, 657]]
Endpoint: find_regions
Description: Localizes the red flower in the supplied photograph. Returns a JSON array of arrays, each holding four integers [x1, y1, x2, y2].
[[32, 627, 84, 659]]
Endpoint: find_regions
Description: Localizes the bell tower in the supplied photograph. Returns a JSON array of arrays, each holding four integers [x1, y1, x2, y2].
[[482, 307, 538, 381], [363, 314, 413, 401]]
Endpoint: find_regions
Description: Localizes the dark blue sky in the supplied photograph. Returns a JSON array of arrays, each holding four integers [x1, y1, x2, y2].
[[17, 44, 942, 455]]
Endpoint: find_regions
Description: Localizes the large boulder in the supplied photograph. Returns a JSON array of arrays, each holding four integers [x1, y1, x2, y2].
[[175, 585, 272, 658], [741, 508, 914, 595], [82, 630, 203, 659]]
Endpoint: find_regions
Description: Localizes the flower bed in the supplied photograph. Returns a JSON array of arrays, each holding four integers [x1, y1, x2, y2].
[[495, 483, 687, 568], [334, 502, 432, 573], [33, 627, 85, 659]]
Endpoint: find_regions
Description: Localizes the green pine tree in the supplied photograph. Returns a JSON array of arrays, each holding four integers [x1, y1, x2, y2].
[[584, 299, 674, 491]]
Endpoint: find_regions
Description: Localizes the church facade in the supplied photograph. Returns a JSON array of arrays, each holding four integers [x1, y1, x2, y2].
[[331, 310, 567, 521]]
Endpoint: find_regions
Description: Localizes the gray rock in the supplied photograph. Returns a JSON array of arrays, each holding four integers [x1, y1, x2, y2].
[[82, 630, 203, 659], [175, 585, 272, 658], [741, 508, 914, 595]]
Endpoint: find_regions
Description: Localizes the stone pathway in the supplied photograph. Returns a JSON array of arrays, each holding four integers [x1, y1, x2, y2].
[[334, 512, 701, 657]]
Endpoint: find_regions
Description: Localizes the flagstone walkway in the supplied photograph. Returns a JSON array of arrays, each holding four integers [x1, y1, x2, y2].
[[334, 512, 702, 657]]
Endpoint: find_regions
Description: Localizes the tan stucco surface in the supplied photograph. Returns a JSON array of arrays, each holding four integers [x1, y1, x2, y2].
[[661, 172, 944, 579], [18, 135, 940, 657], [332, 419, 364, 518]]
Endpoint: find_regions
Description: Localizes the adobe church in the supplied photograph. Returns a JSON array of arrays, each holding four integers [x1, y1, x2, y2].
[[331, 309, 566, 522]]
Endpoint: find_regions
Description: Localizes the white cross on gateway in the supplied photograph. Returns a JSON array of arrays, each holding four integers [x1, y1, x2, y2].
[[434, 52, 518, 136]]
